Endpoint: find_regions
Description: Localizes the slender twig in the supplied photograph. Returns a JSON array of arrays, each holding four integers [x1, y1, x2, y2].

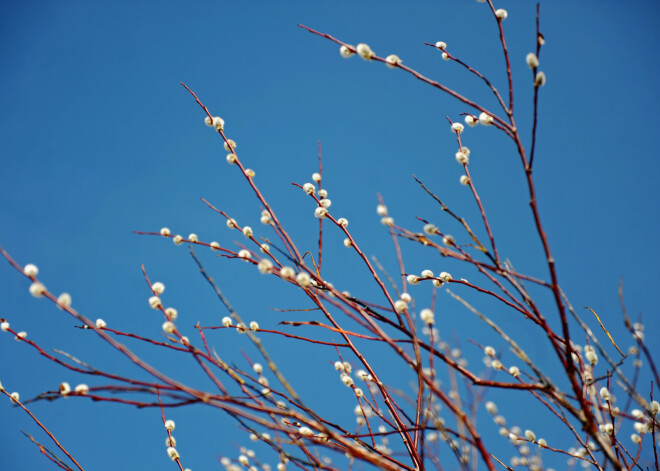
[[317, 140, 324, 275], [451, 121, 501, 266], [298, 24, 512, 133], [424, 42, 509, 115], [2, 389, 84, 471]]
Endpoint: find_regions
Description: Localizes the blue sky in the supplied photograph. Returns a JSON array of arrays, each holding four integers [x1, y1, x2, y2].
[[1, 1, 658, 470]]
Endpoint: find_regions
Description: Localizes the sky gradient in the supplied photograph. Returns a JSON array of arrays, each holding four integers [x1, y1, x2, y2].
[[1, 1, 658, 470]]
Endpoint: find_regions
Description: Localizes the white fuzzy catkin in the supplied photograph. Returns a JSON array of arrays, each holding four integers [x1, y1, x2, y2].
[[526, 52, 539, 69], [356, 43, 375, 60], [340, 45, 355, 58]]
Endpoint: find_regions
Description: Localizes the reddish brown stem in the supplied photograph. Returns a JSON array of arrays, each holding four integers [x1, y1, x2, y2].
[[2, 389, 84, 471]]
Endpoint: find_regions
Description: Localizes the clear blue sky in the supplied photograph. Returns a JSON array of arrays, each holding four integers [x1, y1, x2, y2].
[[1, 1, 658, 470]]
